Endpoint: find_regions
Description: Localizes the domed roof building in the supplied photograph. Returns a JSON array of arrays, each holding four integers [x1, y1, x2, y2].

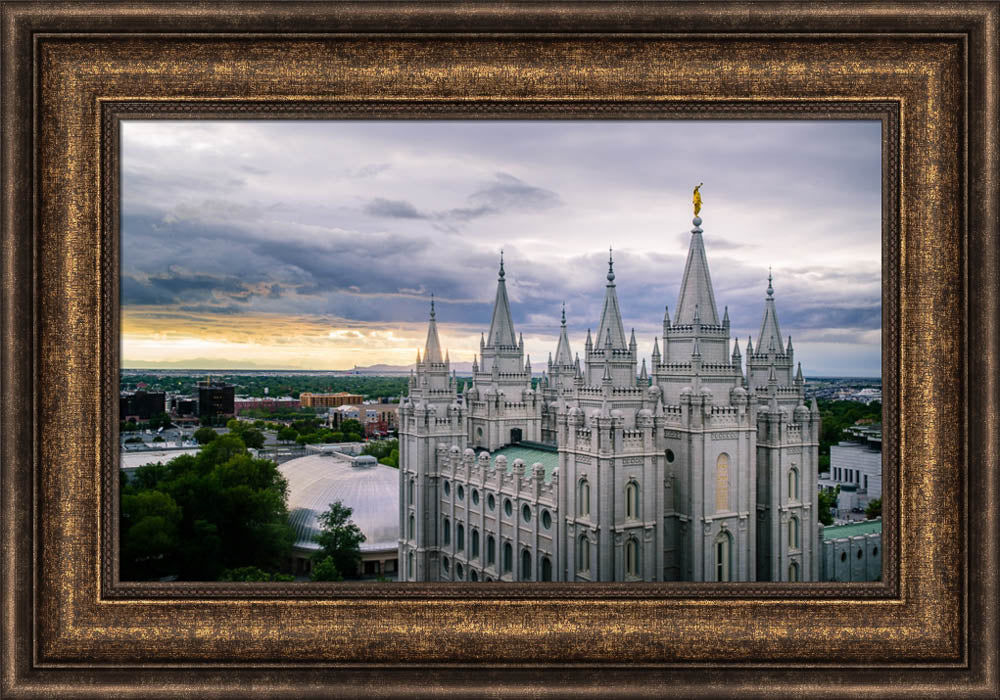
[[280, 451, 399, 578]]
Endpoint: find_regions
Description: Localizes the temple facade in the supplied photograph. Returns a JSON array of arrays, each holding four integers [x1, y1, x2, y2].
[[398, 212, 820, 582]]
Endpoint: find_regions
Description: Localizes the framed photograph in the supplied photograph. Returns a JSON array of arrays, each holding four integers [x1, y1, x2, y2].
[[2, 2, 996, 697]]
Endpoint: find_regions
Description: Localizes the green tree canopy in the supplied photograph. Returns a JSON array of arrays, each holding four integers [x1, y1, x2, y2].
[[339, 419, 365, 438], [193, 426, 218, 445], [865, 497, 882, 520], [817, 486, 840, 526], [312, 501, 365, 579]]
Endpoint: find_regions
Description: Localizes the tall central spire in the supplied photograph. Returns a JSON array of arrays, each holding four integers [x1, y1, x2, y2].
[[486, 250, 517, 347], [674, 215, 720, 325], [596, 248, 628, 349], [423, 295, 444, 363]]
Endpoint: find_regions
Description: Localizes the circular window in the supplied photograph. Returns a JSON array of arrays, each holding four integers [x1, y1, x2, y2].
[[443, 481, 450, 496], [666, 449, 675, 463], [542, 509, 552, 529], [472, 489, 480, 506], [487, 494, 496, 510], [457, 484, 465, 501], [456, 563, 464, 579], [840, 552, 847, 562], [872, 546, 878, 556], [522, 504, 531, 523], [504, 498, 513, 517], [857, 549, 864, 560], [442, 556, 450, 573]]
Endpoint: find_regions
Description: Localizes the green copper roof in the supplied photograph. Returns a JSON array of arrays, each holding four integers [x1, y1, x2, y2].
[[492, 444, 559, 483], [823, 518, 881, 540]]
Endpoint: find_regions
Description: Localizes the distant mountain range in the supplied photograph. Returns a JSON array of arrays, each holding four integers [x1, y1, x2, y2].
[[347, 362, 475, 375]]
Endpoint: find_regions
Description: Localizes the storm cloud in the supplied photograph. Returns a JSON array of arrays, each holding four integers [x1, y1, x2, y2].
[[121, 120, 882, 375]]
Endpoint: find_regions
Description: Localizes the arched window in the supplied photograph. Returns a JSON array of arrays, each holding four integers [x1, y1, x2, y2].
[[789, 516, 800, 549], [408, 513, 415, 540], [541, 556, 552, 582], [521, 549, 532, 580], [578, 535, 590, 573], [788, 467, 800, 501], [578, 478, 590, 516], [715, 453, 730, 513], [456, 562, 464, 580], [487, 535, 496, 565], [457, 523, 465, 551], [408, 478, 414, 506], [625, 481, 639, 519], [788, 561, 800, 582], [626, 537, 639, 577], [471, 529, 480, 558], [443, 518, 450, 546], [715, 531, 732, 582], [503, 542, 513, 573], [407, 551, 414, 578], [470, 569, 478, 582]]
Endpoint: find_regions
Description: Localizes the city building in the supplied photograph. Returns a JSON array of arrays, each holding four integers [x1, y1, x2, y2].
[[280, 451, 399, 578], [170, 395, 198, 417], [818, 424, 882, 516], [399, 210, 821, 583], [328, 403, 399, 436], [197, 379, 235, 418], [818, 518, 881, 581], [300, 392, 364, 409], [120, 390, 166, 421], [233, 396, 301, 415]]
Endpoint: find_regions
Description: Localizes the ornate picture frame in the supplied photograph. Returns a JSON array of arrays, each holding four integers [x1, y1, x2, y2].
[[2, 3, 996, 697]]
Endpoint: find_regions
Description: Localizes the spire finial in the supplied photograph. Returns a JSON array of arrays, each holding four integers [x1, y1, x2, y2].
[[607, 247, 615, 283], [499, 249, 505, 279], [561, 301, 566, 326], [430, 293, 436, 319], [767, 266, 774, 297]]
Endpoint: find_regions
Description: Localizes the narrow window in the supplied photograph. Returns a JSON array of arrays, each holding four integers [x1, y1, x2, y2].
[[626, 537, 639, 577], [788, 561, 800, 582], [578, 478, 590, 516], [457, 523, 465, 551], [408, 513, 414, 540], [487, 535, 496, 565], [788, 467, 799, 500], [408, 478, 414, 506], [407, 551, 414, 578], [789, 516, 800, 549], [541, 556, 552, 582], [471, 529, 480, 558], [626, 481, 639, 519], [503, 542, 512, 573], [443, 518, 450, 546], [715, 453, 730, 513], [715, 532, 732, 582], [578, 535, 590, 572], [521, 549, 532, 580]]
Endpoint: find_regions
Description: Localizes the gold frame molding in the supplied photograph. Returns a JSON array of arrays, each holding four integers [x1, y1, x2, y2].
[[2, 2, 997, 697]]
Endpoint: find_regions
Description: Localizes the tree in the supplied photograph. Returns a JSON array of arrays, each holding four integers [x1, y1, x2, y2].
[[120, 490, 182, 580], [152, 435, 165, 443], [149, 411, 173, 431], [193, 426, 217, 445], [865, 497, 882, 520], [277, 426, 298, 444], [817, 485, 840, 526], [312, 501, 365, 578], [310, 556, 343, 582], [220, 566, 295, 582], [339, 419, 364, 438], [239, 428, 266, 449]]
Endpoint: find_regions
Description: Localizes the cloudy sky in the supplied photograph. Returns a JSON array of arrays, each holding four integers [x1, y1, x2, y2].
[[121, 120, 881, 376]]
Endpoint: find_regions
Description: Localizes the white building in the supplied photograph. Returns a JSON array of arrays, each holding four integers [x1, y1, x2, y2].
[[399, 210, 821, 582], [819, 424, 882, 516]]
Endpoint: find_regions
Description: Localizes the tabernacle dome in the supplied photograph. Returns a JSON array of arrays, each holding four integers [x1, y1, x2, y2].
[[279, 451, 399, 578]]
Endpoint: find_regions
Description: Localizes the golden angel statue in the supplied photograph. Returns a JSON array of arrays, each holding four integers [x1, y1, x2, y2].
[[693, 183, 704, 216]]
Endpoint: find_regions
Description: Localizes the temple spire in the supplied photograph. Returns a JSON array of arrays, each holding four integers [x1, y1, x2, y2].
[[422, 297, 443, 363], [596, 248, 628, 349], [554, 303, 573, 365], [486, 251, 517, 347], [674, 212, 720, 325], [756, 268, 784, 352]]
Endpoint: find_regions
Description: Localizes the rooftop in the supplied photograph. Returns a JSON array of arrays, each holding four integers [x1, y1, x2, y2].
[[489, 444, 559, 483], [822, 518, 882, 540]]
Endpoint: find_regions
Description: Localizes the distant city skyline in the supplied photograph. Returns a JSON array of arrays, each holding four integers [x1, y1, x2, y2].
[[122, 120, 882, 376]]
